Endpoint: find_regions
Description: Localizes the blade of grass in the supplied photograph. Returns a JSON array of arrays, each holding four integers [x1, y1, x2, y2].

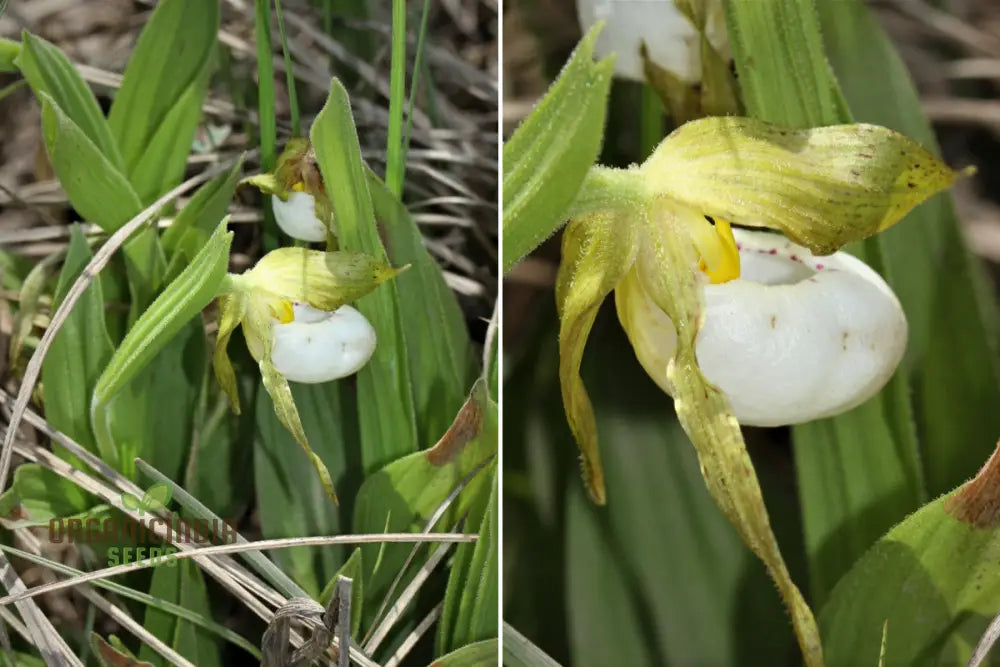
[[402, 0, 432, 165], [254, 0, 279, 250], [272, 0, 300, 137], [385, 0, 407, 196]]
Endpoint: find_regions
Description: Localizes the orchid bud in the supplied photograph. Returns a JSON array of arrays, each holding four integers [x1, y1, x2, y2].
[[243, 138, 334, 242], [577, 0, 728, 82]]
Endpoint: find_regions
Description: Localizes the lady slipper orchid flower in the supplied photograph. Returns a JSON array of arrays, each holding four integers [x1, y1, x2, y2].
[[616, 226, 908, 427], [558, 115, 968, 505], [243, 138, 334, 243], [215, 247, 406, 502]]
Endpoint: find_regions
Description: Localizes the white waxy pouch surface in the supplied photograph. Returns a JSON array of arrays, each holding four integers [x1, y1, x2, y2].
[[271, 191, 327, 242], [575, 0, 728, 82], [617, 228, 908, 426], [270, 303, 376, 383]]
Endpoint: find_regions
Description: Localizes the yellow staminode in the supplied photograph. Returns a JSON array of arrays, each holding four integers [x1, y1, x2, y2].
[[691, 215, 740, 283]]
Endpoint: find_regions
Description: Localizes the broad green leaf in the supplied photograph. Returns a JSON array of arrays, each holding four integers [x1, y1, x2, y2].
[[93, 221, 231, 405], [127, 71, 212, 205], [439, 464, 497, 653], [16, 31, 122, 166], [319, 548, 364, 637], [106, 319, 205, 482], [41, 225, 114, 457], [722, 0, 845, 129], [162, 157, 244, 276], [0, 464, 95, 527], [187, 389, 254, 520], [108, 0, 218, 202], [819, 445, 1000, 666], [38, 93, 142, 230], [254, 381, 349, 596], [502, 623, 561, 667], [815, 0, 1000, 498], [433, 639, 499, 666], [0, 38, 18, 72], [365, 167, 477, 446], [311, 78, 418, 471], [566, 482, 654, 667], [139, 560, 222, 667], [38, 93, 164, 308], [724, 0, 929, 615], [502, 25, 614, 272], [353, 380, 496, 625]]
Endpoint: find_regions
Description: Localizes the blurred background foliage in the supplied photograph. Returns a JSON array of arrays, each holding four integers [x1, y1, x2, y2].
[[503, 0, 1000, 664]]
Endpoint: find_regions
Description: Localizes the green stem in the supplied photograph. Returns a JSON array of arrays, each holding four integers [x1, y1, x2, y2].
[[385, 0, 408, 196], [566, 166, 647, 221]]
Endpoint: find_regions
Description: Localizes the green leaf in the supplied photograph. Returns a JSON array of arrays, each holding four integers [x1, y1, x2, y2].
[[722, 0, 846, 129], [41, 225, 114, 458], [565, 482, 654, 667], [108, 0, 219, 203], [365, 167, 477, 446], [433, 639, 499, 666], [139, 560, 222, 667], [16, 31, 123, 167], [353, 380, 496, 625], [106, 319, 206, 482], [0, 38, 18, 73], [38, 93, 164, 308], [819, 446, 1000, 666], [162, 157, 244, 274], [0, 464, 95, 527], [254, 381, 349, 596], [503, 624, 562, 667], [93, 221, 231, 405], [311, 78, 418, 471], [438, 464, 497, 653], [502, 24, 614, 272], [815, 0, 1000, 499], [319, 548, 364, 637]]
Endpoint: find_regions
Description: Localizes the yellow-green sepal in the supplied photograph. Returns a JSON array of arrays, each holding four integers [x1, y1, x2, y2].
[[634, 206, 824, 666], [642, 116, 965, 255], [557, 210, 639, 504], [259, 355, 339, 505], [240, 173, 286, 199], [213, 291, 246, 414], [246, 248, 407, 311]]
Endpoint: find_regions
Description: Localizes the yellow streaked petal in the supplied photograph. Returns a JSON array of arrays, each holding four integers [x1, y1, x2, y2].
[[557, 210, 639, 504]]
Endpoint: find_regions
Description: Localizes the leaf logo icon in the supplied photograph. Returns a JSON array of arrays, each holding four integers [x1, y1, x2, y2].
[[120, 483, 172, 516]]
